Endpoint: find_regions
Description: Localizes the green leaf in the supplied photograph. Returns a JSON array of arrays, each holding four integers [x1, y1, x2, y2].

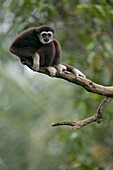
[[94, 5, 107, 18], [75, 4, 90, 13]]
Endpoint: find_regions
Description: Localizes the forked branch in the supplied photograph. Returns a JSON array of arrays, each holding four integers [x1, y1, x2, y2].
[[52, 97, 113, 129]]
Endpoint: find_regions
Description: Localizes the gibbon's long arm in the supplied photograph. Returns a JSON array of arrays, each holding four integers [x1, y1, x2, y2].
[[53, 39, 67, 73], [9, 28, 41, 71], [9, 46, 36, 58], [53, 39, 85, 78], [9, 46, 40, 71]]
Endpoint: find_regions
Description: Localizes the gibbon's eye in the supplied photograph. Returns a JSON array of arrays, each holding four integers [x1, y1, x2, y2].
[[48, 33, 52, 37], [42, 33, 47, 37]]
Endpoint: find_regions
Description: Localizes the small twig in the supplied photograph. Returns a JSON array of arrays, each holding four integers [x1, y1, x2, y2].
[[52, 97, 113, 129], [52, 114, 98, 129], [52, 121, 76, 127]]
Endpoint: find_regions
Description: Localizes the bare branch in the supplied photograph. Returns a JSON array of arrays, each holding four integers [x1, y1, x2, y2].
[[96, 96, 113, 122], [52, 115, 98, 129], [52, 97, 113, 129]]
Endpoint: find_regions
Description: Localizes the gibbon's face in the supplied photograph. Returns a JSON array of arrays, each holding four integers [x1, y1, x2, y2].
[[39, 31, 54, 44]]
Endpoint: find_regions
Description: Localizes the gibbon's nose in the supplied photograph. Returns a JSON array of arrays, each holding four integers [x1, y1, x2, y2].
[[44, 37, 50, 42]]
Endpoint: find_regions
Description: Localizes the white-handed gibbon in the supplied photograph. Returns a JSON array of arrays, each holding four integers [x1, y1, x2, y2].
[[9, 25, 85, 77]]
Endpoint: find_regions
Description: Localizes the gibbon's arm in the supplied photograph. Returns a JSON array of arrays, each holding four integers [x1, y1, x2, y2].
[[9, 28, 37, 56], [53, 39, 67, 73], [9, 45, 36, 58], [53, 39, 61, 65], [10, 45, 40, 71], [9, 41, 40, 72], [9, 28, 40, 71], [53, 39, 85, 78]]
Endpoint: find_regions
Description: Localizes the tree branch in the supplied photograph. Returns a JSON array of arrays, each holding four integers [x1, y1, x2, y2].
[[21, 58, 113, 97], [52, 97, 113, 129], [21, 59, 113, 129]]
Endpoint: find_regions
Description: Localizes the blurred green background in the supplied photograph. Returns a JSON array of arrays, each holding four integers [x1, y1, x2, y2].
[[0, 0, 113, 169]]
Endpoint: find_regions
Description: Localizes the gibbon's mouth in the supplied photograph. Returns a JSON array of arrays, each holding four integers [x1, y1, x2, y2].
[[43, 39, 52, 44], [44, 38, 50, 42]]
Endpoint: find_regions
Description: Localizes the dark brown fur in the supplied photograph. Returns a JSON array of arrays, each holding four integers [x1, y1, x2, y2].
[[9, 25, 61, 67], [9, 25, 83, 76]]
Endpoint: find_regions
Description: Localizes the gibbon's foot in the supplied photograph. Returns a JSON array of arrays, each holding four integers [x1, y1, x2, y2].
[[55, 64, 67, 74], [72, 68, 86, 78], [46, 66, 57, 77], [32, 64, 40, 71]]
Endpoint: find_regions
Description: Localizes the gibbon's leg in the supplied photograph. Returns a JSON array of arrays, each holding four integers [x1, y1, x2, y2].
[[32, 53, 40, 71], [61, 63, 86, 78]]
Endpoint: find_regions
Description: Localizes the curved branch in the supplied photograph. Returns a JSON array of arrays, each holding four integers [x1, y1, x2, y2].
[[21, 59, 113, 97], [52, 97, 113, 129]]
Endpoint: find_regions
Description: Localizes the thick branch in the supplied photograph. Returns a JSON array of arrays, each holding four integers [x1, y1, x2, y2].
[[52, 97, 113, 129], [21, 59, 113, 97]]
